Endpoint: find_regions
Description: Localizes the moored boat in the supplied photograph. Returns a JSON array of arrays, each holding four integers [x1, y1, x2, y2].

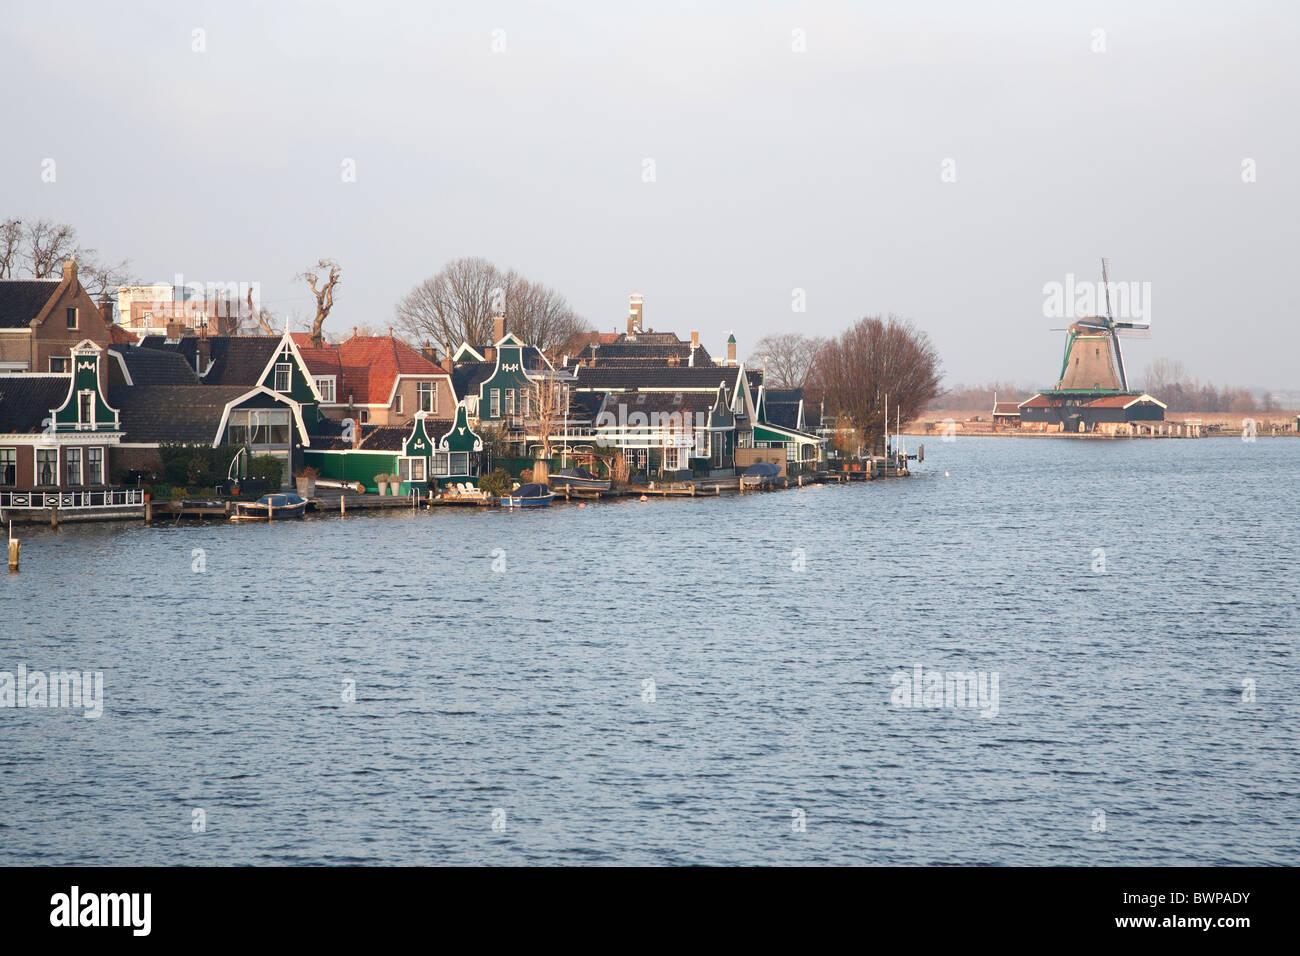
[[501, 482, 555, 508], [548, 466, 611, 493], [231, 491, 308, 521], [741, 461, 781, 489]]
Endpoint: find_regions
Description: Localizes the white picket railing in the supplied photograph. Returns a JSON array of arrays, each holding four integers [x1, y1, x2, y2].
[[0, 488, 145, 510]]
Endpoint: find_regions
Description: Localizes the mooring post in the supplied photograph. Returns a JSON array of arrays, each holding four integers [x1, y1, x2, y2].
[[7, 520, 17, 573], [50, 506, 57, 529]]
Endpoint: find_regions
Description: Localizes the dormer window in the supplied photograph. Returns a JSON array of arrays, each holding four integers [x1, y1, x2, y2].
[[274, 363, 292, 392]]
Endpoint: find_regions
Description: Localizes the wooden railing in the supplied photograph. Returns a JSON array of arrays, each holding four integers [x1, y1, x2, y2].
[[0, 488, 146, 510]]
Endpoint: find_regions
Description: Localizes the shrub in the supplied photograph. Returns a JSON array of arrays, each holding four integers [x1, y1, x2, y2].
[[247, 455, 284, 487], [477, 468, 512, 497]]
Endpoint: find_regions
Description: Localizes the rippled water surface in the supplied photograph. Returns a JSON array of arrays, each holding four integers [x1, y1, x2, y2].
[[2, 437, 1297, 865]]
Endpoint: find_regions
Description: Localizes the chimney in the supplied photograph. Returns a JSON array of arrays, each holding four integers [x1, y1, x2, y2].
[[440, 351, 454, 374], [628, 293, 643, 334], [196, 325, 211, 373], [98, 296, 114, 326], [61, 258, 77, 285], [493, 312, 505, 343], [420, 340, 438, 364], [726, 332, 737, 366], [689, 329, 699, 367], [485, 345, 496, 363], [352, 416, 362, 449], [165, 319, 186, 340]]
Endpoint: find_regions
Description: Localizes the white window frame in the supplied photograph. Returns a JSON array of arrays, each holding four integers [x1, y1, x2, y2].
[[274, 363, 292, 392], [397, 456, 426, 482], [66, 307, 78, 330], [50, 356, 70, 373], [0, 447, 17, 487], [314, 376, 336, 402], [417, 381, 436, 414], [36, 448, 59, 487], [489, 389, 500, 418], [505, 389, 515, 415], [395, 395, 404, 415], [65, 447, 83, 486], [87, 446, 104, 485]]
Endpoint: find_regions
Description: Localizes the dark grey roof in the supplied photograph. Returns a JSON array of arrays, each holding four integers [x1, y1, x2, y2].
[[764, 402, 801, 430], [451, 361, 494, 400], [566, 391, 606, 423], [574, 364, 742, 392], [0, 375, 70, 431], [108, 384, 250, 443], [138, 334, 280, 387], [109, 345, 200, 386], [0, 280, 60, 328], [764, 388, 803, 404], [600, 390, 721, 419]]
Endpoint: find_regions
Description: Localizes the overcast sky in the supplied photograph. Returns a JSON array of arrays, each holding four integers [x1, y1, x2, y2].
[[2, 1, 1295, 391]]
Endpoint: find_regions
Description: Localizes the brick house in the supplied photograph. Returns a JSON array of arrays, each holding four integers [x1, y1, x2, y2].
[[0, 259, 115, 375], [293, 331, 455, 428]]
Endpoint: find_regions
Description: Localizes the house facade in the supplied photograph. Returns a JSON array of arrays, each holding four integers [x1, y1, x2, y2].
[[0, 340, 127, 505], [0, 260, 115, 375]]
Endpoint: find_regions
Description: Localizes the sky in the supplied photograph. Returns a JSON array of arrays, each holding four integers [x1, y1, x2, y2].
[[2, 0, 1296, 392]]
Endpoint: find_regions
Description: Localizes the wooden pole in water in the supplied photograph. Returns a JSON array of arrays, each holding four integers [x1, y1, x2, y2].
[[50, 505, 57, 529], [340, 494, 346, 516], [7, 520, 17, 572]]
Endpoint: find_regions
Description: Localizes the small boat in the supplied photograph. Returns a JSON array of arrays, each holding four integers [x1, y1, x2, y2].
[[741, 461, 782, 489], [548, 466, 611, 493], [501, 482, 555, 508], [231, 491, 308, 521]]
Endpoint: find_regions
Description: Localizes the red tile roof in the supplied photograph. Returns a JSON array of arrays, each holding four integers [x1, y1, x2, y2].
[[992, 402, 1022, 415], [109, 324, 139, 344], [1018, 394, 1053, 408], [1082, 395, 1135, 408], [290, 332, 448, 405]]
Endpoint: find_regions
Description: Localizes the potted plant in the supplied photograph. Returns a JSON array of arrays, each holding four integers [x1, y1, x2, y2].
[[295, 465, 319, 498], [375, 474, 390, 495]]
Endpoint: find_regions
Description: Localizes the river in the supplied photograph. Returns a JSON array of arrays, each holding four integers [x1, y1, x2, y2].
[[2, 436, 1296, 864]]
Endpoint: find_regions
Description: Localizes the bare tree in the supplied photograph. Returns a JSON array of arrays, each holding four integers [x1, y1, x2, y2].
[[394, 256, 500, 356], [0, 219, 22, 278], [26, 220, 79, 277], [241, 287, 277, 335], [1142, 358, 1187, 395], [0, 217, 136, 297], [747, 332, 827, 388], [810, 315, 942, 453], [526, 374, 570, 467], [500, 271, 592, 359], [300, 259, 341, 347], [394, 257, 591, 358]]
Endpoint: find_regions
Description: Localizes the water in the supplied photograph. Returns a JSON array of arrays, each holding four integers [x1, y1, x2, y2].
[[2, 437, 1297, 865]]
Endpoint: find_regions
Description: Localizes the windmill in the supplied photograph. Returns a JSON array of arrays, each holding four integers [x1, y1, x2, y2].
[[1051, 258, 1150, 392]]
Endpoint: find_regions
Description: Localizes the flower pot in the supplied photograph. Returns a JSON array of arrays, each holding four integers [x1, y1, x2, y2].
[[376, 481, 388, 495], [295, 477, 316, 498]]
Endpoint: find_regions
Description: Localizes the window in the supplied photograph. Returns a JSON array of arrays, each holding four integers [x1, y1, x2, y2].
[[274, 363, 292, 392], [50, 357, 70, 373], [489, 389, 500, 418], [0, 448, 15, 486], [314, 377, 335, 402], [449, 452, 469, 475], [520, 390, 530, 418], [226, 409, 291, 446], [37, 449, 58, 486], [66, 307, 77, 329], [395, 395, 404, 415], [359, 409, 370, 424], [431, 453, 450, 476], [87, 447, 103, 485], [417, 381, 436, 413], [695, 429, 707, 457], [624, 448, 647, 470], [505, 390, 515, 415], [398, 457, 426, 482], [79, 392, 93, 426], [663, 446, 683, 470], [66, 448, 82, 485]]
